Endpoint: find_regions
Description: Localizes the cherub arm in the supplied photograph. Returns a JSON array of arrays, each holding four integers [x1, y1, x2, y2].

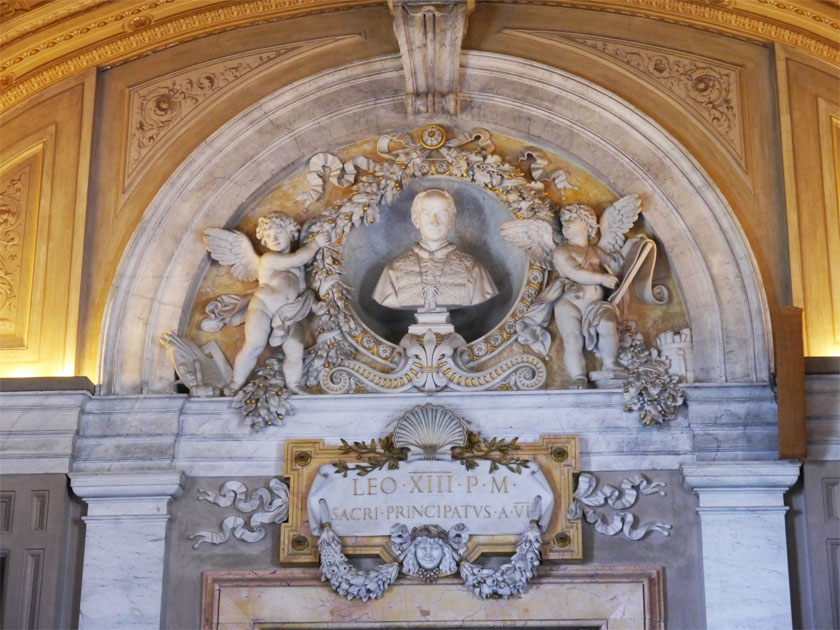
[[263, 232, 330, 270], [553, 244, 618, 288]]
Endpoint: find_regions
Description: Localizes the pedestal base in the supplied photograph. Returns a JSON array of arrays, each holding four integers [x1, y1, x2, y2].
[[589, 369, 628, 389]]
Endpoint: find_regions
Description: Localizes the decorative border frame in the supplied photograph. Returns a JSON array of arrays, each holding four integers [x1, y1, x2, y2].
[[303, 126, 552, 383], [201, 565, 665, 629], [280, 434, 580, 564]]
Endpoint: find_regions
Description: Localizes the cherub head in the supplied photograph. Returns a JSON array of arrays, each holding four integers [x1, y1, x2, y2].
[[411, 189, 457, 243], [256, 212, 301, 252], [559, 203, 598, 244], [398, 524, 462, 581]]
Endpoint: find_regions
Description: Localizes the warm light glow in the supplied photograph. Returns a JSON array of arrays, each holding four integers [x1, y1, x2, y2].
[[809, 341, 840, 357], [0, 363, 75, 379]]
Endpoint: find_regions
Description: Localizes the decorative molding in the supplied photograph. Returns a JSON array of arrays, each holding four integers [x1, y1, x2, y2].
[[508, 30, 747, 166], [0, 141, 44, 351], [0, 0, 379, 112], [318, 501, 544, 601], [189, 479, 290, 548], [1, 0, 837, 114], [389, 0, 473, 114], [568, 472, 672, 540], [0, 0, 51, 22], [123, 44, 310, 188], [0, 168, 29, 336], [203, 565, 665, 629]]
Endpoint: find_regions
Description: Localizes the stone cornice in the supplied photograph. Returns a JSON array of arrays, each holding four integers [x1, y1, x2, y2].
[[0, 0, 838, 114]]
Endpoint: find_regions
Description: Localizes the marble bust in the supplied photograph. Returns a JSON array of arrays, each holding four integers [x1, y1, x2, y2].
[[372, 189, 498, 313]]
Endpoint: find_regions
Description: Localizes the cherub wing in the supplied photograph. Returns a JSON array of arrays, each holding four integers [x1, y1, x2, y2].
[[598, 194, 641, 254], [500, 218, 557, 268], [203, 228, 260, 282]]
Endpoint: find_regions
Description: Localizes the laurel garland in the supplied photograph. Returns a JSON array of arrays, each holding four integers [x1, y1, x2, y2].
[[332, 429, 529, 476]]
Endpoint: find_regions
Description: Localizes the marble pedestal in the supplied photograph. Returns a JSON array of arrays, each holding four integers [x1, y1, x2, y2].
[[682, 461, 801, 630], [70, 472, 184, 630]]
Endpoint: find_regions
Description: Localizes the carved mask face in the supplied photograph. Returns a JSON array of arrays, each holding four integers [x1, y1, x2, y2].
[[261, 228, 291, 252], [413, 195, 453, 243], [415, 539, 445, 570]]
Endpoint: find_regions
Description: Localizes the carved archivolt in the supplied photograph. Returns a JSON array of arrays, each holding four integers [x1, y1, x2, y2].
[[508, 31, 746, 167]]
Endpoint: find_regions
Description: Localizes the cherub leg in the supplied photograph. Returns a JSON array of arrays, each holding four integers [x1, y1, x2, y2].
[[595, 311, 621, 370], [228, 305, 272, 393], [554, 299, 587, 388], [281, 325, 305, 394]]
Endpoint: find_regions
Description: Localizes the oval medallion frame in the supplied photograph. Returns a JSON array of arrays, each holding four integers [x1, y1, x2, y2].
[[304, 126, 553, 379]]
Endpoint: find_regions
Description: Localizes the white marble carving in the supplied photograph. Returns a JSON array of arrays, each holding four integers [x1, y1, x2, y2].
[[304, 124, 554, 390], [318, 496, 545, 600], [618, 321, 686, 425], [514, 146, 580, 200], [392, 403, 468, 460], [308, 458, 554, 537], [656, 328, 694, 383], [372, 188, 498, 332], [101, 54, 772, 396], [568, 472, 672, 540], [309, 405, 554, 536], [502, 195, 667, 389], [459, 497, 544, 599], [295, 152, 375, 207], [390, 0, 472, 115], [319, 329, 546, 394], [317, 498, 400, 602], [189, 478, 289, 548], [159, 332, 231, 396], [203, 212, 329, 395]]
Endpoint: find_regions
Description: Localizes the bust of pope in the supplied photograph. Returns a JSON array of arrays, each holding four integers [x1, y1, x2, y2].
[[372, 189, 498, 311]]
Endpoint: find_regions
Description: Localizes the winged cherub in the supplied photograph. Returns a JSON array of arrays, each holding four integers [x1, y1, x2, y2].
[[204, 213, 330, 395], [501, 195, 664, 388]]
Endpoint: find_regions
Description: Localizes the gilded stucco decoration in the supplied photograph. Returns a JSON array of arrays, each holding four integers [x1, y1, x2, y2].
[[125, 49, 287, 187], [507, 30, 747, 167], [0, 169, 26, 333], [0, 0, 837, 113]]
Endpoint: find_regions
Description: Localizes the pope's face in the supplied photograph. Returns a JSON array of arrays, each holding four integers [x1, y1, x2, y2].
[[415, 540, 444, 570], [414, 196, 453, 242]]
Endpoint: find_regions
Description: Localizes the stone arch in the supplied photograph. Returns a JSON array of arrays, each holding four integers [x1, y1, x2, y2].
[[99, 52, 771, 394]]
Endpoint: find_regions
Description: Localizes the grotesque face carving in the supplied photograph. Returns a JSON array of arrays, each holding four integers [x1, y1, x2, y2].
[[415, 537, 446, 570], [392, 523, 467, 582]]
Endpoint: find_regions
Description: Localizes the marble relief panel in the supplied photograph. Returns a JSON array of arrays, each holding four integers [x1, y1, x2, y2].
[[183, 127, 690, 395], [203, 566, 664, 629]]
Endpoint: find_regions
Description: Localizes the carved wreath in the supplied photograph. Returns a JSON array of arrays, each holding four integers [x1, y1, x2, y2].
[[317, 497, 544, 601], [300, 126, 557, 386]]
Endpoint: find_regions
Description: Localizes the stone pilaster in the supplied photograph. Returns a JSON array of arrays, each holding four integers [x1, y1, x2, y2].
[[70, 472, 185, 630], [682, 461, 801, 630]]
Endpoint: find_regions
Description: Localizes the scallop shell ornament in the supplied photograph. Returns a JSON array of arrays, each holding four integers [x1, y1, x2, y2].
[[393, 405, 468, 461]]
